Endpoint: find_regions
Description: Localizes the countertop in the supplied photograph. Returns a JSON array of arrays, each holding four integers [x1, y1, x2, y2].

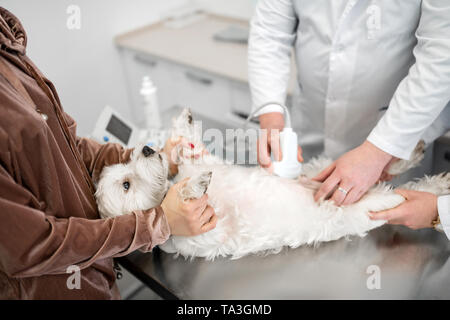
[[118, 225, 450, 299], [115, 13, 297, 93]]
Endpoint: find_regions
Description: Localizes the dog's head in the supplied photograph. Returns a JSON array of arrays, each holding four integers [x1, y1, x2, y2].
[[95, 145, 170, 218]]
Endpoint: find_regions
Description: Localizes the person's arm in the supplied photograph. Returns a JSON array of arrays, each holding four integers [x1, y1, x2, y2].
[[314, 0, 450, 205], [0, 164, 217, 278], [248, 0, 302, 168], [248, 0, 297, 116], [367, 0, 450, 160], [438, 194, 450, 240], [0, 165, 170, 278]]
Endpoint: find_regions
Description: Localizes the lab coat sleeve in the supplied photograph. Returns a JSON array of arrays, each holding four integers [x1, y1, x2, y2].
[[0, 164, 170, 278], [367, 0, 450, 160], [248, 0, 298, 117], [438, 194, 450, 240], [63, 112, 133, 182]]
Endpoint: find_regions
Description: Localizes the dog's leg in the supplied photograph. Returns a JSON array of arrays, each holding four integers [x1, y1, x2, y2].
[[387, 140, 425, 176], [398, 172, 450, 196], [179, 171, 213, 200]]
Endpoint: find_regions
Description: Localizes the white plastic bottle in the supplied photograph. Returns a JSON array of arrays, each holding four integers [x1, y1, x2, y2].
[[140, 76, 162, 129]]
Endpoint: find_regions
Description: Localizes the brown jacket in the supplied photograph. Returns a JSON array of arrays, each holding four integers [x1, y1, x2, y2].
[[0, 7, 170, 299]]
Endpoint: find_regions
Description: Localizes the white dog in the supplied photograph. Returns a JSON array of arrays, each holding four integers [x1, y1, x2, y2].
[[95, 109, 450, 260]]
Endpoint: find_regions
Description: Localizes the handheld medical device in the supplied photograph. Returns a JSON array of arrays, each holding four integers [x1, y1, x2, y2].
[[245, 102, 302, 179]]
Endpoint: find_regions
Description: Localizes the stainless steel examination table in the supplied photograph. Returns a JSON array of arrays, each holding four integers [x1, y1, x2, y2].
[[117, 225, 450, 299]]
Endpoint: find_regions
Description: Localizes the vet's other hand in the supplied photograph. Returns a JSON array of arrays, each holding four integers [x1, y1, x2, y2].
[[312, 140, 392, 206], [369, 189, 438, 230], [161, 179, 217, 236], [257, 112, 303, 172]]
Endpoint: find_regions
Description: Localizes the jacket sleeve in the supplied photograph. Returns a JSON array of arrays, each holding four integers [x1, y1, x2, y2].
[[367, 0, 450, 160], [63, 112, 133, 182], [438, 194, 450, 240], [0, 164, 170, 278], [248, 0, 298, 116]]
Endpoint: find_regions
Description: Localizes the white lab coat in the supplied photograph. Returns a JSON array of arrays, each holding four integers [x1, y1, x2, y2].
[[439, 195, 450, 240], [248, 0, 450, 160]]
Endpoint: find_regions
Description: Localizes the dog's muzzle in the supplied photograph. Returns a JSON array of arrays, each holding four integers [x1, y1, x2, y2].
[[142, 145, 156, 157]]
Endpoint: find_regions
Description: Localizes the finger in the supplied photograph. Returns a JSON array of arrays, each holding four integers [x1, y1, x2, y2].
[[329, 183, 353, 206], [269, 129, 282, 161], [314, 173, 340, 202], [297, 146, 304, 162], [342, 187, 369, 206], [257, 137, 272, 168], [394, 188, 410, 199], [368, 207, 403, 222], [201, 214, 218, 232], [312, 163, 336, 182], [177, 177, 190, 189], [200, 205, 214, 225], [342, 188, 362, 206]]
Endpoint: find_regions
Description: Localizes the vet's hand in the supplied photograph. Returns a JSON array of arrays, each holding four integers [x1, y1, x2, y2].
[[312, 140, 392, 206], [161, 179, 217, 236], [369, 189, 438, 229], [257, 112, 303, 172]]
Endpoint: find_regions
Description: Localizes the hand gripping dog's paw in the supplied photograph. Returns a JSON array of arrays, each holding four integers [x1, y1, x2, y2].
[[179, 171, 213, 201]]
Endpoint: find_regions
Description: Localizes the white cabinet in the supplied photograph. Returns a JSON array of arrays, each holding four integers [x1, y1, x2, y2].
[[120, 48, 178, 127], [169, 64, 232, 124], [120, 47, 291, 131]]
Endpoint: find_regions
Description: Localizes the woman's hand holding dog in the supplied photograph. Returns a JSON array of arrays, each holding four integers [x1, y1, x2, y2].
[[161, 179, 218, 236]]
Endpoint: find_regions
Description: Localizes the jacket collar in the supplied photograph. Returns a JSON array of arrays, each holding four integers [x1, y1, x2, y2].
[[0, 7, 26, 55]]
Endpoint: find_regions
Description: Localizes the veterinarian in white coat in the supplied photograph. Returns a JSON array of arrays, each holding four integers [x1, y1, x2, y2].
[[249, 0, 450, 206]]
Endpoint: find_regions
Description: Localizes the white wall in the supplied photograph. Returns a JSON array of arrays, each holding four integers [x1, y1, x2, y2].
[[2, 0, 187, 136], [1, 0, 256, 135]]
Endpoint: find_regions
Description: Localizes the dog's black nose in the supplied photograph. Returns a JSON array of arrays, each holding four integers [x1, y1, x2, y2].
[[142, 145, 155, 157]]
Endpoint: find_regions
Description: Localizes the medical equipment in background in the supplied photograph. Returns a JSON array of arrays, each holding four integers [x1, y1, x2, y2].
[[92, 105, 144, 147], [245, 102, 303, 179], [92, 76, 167, 148]]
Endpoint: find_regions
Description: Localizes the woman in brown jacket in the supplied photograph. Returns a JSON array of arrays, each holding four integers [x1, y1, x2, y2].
[[0, 7, 216, 299]]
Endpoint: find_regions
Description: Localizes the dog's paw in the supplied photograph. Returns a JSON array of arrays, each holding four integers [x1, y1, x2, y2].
[[171, 108, 193, 138], [387, 140, 425, 176], [179, 171, 212, 200]]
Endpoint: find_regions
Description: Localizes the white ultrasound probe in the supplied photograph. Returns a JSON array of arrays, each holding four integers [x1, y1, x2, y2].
[[245, 102, 303, 179]]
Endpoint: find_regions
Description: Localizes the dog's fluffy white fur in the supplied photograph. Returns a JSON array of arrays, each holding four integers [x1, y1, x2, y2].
[[95, 109, 450, 260]]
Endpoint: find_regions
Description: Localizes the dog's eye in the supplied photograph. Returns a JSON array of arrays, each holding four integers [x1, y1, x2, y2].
[[123, 181, 130, 191]]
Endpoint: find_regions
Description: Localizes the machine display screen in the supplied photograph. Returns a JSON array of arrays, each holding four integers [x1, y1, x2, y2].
[[106, 115, 132, 145]]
